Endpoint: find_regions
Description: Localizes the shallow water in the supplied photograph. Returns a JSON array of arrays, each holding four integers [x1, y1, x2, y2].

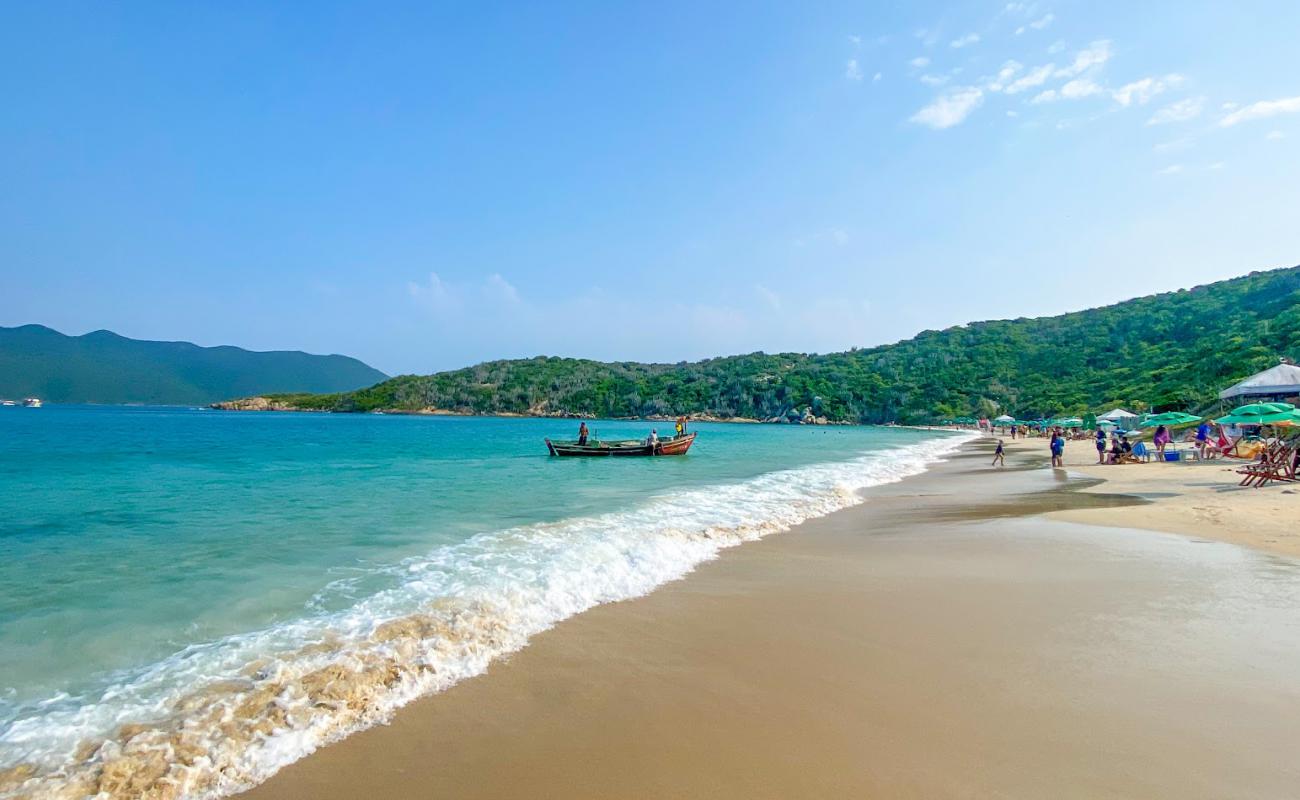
[[0, 406, 966, 798]]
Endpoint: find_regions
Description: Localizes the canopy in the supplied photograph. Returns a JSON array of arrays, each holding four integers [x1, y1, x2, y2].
[[1097, 408, 1138, 420], [993, 414, 1015, 423], [1218, 363, 1300, 401], [1216, 402, 1299, 426], [1139, 411, 1202, 428]]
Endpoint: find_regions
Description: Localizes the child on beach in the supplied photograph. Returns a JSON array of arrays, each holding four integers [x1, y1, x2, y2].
[[992, 439, 1005, 467]]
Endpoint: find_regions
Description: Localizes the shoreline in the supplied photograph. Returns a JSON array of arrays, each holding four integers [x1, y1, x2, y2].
[[239, 435, 1300, 800]]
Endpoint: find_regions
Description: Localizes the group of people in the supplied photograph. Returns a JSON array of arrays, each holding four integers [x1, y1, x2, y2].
[[574, 417, 688, 448], [991, 419, 1241, 469]]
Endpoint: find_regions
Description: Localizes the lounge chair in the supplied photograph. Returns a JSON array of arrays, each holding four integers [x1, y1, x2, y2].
[[1237, 435, 1300, 488]]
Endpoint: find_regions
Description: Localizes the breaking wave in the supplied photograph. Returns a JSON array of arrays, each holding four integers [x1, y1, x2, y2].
[[0, 432, 972, 800]]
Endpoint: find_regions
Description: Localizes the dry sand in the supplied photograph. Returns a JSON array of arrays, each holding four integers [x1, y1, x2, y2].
[[242, 437, 1300, 800]]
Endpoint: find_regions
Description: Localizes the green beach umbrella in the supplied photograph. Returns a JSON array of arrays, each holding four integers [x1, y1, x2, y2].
[[1139, 411, 1202, 427], [1216, 403, 1300, 426]]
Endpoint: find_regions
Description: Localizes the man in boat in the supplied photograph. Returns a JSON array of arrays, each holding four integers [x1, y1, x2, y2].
[[577, 422, 589, 446], [675, 416, 686, 438], [647, 429, 659, 451]]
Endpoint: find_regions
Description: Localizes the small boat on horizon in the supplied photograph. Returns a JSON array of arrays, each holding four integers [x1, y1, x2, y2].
[[23, 397, 43, 408], [546, 431, 697, 457]]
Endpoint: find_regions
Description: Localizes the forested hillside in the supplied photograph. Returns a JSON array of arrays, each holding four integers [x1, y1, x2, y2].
[[0, 325, 388, 405], [243, 266, 1300, 423]]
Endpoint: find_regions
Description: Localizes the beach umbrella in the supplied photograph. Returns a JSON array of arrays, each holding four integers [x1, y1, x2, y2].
[[1139, 411, 1202, 427], [1216, 404, 1300, 426]]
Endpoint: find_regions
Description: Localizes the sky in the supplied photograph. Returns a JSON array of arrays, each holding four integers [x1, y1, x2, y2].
[[3, 1, 1299, 376]]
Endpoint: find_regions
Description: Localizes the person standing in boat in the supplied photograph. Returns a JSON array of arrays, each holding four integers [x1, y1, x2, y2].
[[577, 422, 589, 446], [675, 416, 686, 438], [647, 429, 659, 451]]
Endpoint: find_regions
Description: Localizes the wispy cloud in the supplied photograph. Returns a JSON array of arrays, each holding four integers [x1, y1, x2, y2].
[[1220, 96, 1300, 126], [1266, 130, 1285, 140], [950, 32, 980, 49], [1158, 164, 1185, 175], [910, 87, 984, 129], [1153, 136, 1193, 153], [920, 73, 949, 87], [1003, 63, 1054, 94], [1016, 13, 1054, 34], [873, 71, 883, 83], [1055, 40, 1112, 78], [1031, 78, 1104, 104], [1147, 96, 1204, 125], [1112, 74, 1181, 107], [848, 34, 862, 47], [1047, 39, 1067, 54], [409, 272, 454, 313], [985, 60, 1022, 92], [845, 58, 863, 81], [910, 56, 931, 68]]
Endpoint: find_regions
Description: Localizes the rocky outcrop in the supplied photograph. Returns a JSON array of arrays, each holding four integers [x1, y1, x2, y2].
[[209, 396, 304, 412]]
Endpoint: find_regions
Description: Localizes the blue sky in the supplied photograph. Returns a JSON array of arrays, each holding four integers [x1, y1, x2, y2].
[[3, 1, 1299, 375]]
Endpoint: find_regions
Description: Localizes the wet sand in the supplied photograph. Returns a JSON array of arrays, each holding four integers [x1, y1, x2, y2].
[[243, 439, 1300, 800]]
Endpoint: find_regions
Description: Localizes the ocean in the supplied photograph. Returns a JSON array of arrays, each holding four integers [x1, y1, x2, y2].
[[0, 405, 968, 799]]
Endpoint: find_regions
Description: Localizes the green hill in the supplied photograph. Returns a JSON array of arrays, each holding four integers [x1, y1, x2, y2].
[[232, 265, 1300, 423], [0, 325, 388, 405]]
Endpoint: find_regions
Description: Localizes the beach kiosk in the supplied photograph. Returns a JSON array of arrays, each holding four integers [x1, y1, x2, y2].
[[1218, 362, 1300, 406], [1097, 408, 1140, 430]]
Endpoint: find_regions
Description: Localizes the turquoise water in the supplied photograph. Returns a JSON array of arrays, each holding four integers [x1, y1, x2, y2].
[[0, 405, 965, 798]]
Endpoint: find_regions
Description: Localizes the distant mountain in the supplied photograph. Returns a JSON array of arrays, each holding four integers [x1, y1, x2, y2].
[[0, 325, 388, 405], [228, 265, 1300, 423]]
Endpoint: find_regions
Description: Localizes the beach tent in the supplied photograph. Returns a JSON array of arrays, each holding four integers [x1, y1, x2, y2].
[[1097, 408, 1140, 428], [993, 414, 1015, 424], [1218, 363, 1300, 403]]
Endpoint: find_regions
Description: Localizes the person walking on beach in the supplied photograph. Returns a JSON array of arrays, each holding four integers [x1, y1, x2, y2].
[[1095, 427, 1107, 464], [1049, 431, 1064, 468], [992, 439, 1006, 467]]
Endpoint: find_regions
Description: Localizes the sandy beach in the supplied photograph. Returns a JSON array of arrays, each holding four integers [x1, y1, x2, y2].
[[237, 435, 1300, 800]]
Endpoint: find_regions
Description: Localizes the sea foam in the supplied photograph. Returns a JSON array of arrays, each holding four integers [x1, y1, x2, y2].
[[0, 432, 973, 800]]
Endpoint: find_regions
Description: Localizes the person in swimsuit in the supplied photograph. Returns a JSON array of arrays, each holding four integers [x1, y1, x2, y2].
[[1095, 428, 1107, 464], [992, 439, 1005, 467], [577, 422, 589, 446]]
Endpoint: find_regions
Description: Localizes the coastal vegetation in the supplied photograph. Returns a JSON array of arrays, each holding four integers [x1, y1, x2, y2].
[[239, 266, 1299, 423], [0, 325, 388, 405]]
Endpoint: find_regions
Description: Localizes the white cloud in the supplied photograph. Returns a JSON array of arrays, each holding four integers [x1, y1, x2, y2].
[[920, 73, 949, 87], [1112, 74, 1182, 107], [845, 58, 863, 81], [1147, 96, 1204, 125], [950, 32, 980, 49], [1055, 40, 1112, 78], [1047, 39, 1067, 54], [1006, 110, 1020, 117], [910, 87, 984, 129], [1031, 79, 1102, 104], [484, 273, 521, 305], [1061, 78, 1103, 99], [848, 34, 862, 47], [1208, 161, 1226, 170], [985, 60, 1023, 92], [873, 71, 883, 83], [1016, 13, 1054, 34], [1003, 63, 1054, 94], [1220, 96, 1300, 126], [910, 56, 931, 68], [409, 272, 454, 313], [1221, 101, 1239, 110], [1158, 164, 1184, 175], [1266, 130, 1285, 140]]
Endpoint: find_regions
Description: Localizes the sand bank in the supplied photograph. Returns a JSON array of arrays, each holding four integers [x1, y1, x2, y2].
[[242, 438, 1300, 800]]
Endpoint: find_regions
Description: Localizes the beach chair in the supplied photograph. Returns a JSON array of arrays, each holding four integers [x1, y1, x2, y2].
[[1237, 437, 1299, 488]]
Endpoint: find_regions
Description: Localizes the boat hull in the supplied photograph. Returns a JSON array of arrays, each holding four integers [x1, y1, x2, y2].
[[546, 432, 696, 457]]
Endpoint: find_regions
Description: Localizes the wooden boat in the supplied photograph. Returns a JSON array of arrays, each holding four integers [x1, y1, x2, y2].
[[546, 432, 697, 457]]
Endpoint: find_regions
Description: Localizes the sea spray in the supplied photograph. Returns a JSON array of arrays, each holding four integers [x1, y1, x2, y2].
[[0, 425, 973, 800]]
